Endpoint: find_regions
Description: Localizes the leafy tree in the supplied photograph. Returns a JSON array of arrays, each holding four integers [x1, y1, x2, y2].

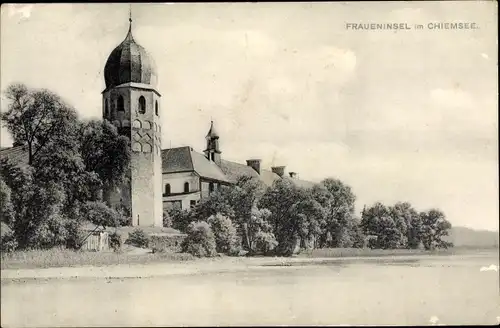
[[207, 213, 239, 254], [259, 178, 311, 256], [1, 84, 79, 165], [1, 222, 18, 252], [79, 120, 130, 191], [389, 202, 421, 249], [244, 207, 277, 255], [181, 221, 217, 257], [361, 202, 402, 249], [0, 178, 14, 226], [419, 209, 453, 250], [80, 201, 123, 228], [312, 178, 357, 248], [168, 207, 194, 233]]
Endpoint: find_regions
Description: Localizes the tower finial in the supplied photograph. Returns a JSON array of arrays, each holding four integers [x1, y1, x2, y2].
[[125, 4, 134, 41]]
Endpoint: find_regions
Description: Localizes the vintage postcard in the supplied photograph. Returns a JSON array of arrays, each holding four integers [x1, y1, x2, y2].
[[0, 2, 498, 327]]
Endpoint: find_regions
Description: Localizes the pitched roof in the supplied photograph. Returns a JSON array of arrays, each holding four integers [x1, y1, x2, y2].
[[161, 146, 230, 183], [191, 150, 230, 183], [161, 146, 193, 173], [219, 159, 315, 189], [0, 146, 29, 168]]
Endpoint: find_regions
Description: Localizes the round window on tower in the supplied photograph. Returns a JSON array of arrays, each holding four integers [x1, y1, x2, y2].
[[138, 96, 146, 114]]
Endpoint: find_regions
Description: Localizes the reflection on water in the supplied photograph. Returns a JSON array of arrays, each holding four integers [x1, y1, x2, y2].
[[1, 254, 499, 327]]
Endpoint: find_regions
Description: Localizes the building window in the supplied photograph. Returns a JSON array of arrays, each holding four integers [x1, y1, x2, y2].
[[138, 96, 146, 114], [184, 182, 189, 193], [190, 200, 196, 208], [117, 95, 124, 112], [104, 99, 109, 118], [155, 100, 159, 116], [164, 184, 171, 196], [209, 182, 214, 193]]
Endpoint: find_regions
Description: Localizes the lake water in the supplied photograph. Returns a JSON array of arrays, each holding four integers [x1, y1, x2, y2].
[[1, 252, 499, 326]]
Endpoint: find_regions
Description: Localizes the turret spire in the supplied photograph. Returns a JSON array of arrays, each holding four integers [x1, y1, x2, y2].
[[126, 5, 134, 41]]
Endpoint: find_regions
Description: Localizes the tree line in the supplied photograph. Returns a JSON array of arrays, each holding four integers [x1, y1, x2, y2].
[[0, 83, 453, 255], [166, 175, 453, 257]]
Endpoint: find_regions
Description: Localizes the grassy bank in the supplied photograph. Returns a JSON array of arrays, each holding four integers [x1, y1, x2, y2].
[[3, 246, 495, 271], [1, 248, 195, 270], [298, 247, 463, 258]]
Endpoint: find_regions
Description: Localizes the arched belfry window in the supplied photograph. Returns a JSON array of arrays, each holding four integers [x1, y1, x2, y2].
[[155, 100, 159, 116], [117, 95, 124, 112], [164, 184, 171, 196], [139, 96, 146, 114], [104, 99, 109, 117], [184, 182, 189, 193]]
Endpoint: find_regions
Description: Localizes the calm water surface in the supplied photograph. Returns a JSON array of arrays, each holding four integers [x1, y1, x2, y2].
[[1, 253, 499, 326]]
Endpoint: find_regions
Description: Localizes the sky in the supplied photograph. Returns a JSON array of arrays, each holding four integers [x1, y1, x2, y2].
[[1, 2, 498, 231]]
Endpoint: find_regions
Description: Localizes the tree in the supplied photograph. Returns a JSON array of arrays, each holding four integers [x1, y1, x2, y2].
[[245, 207, 277, 255], [259, 178, 314, 256], [80, 201, 123, 228], [389, 202, 421, 249], [207, 213, 239, 254], [181, 221, 217, 257], [0, 178, 14, 226], [419, 209, 453, 250], [1, 84, 79, 165], [79, 120, 130, 191], [361, 202, 402, 249], [313, 178, 357, 248]]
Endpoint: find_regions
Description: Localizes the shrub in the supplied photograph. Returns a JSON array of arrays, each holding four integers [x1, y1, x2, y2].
[[168, 208, 193, 233], [64, 219, 85, 250], [125, 228, 150, 248], [207, 213, 239, 255], [81, 201, 123, 227], [254, 231, 278, 255], [1, 222, 18, 253], [181, 221, 217, 257], [163, 211, 173, 228], [109, 231, 122, 252], [149, 235, 185, 254]]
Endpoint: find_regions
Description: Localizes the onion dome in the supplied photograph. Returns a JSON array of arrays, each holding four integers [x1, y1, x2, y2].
[[104, 19, 157, 89]]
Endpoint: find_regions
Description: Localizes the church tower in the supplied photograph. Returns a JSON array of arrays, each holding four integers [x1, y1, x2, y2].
[[101, 12, 163, 227], [204, 120, 222, 165]]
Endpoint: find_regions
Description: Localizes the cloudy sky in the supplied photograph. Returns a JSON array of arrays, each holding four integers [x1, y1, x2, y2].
[[1, 2, 497, 231]]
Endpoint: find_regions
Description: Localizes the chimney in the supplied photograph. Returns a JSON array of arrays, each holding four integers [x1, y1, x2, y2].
[[246, 159, 262, 174], [289, 172, 297, 179], [271, 166, 286, 177]]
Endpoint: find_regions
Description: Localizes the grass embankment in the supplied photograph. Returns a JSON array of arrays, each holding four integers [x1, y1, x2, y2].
[[1, 248, 195, 270], [298, 247, 457, 258], [3, 246, 491, 271]]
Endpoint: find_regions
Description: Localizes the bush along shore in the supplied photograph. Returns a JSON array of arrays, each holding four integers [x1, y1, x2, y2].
[[1, 83, 454, 268]]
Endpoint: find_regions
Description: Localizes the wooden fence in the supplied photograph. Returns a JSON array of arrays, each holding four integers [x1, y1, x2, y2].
[[80, 230, 110, 252]]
